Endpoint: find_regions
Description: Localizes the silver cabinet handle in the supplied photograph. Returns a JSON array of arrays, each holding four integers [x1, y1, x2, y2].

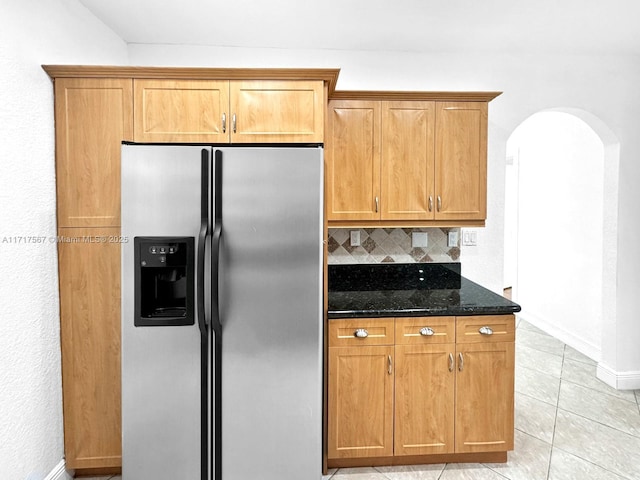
[[479, 326, 494, 336], [375, 196, 379, 213], [458, 352, 464, 372], [232, 113, 237, 133], [354, 328, 368, 338], [448, 353, 454, 372], [437, 195, 442, 212], [428, 196, 433, 212], [419, 327, 434, 336], [222, 112, 226, 133], [388, 355, 393, 375]]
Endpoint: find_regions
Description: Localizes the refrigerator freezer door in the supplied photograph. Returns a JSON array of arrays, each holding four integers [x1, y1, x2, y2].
[[121, 145, 205, 480], [217, 147, 323, 480]]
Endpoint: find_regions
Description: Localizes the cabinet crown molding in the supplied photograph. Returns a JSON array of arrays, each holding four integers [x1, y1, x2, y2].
[[330, 90, 502, 102], [42, 65, 341, 96]]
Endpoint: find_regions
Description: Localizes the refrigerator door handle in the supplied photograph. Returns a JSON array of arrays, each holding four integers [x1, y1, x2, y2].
[[198, 149, 211, 336], [211, 149, 223, 337], [211, 149, 223, 480]]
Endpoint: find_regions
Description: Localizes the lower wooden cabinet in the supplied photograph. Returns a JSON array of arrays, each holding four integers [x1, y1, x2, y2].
[[328, 346, 394, 459], [327, 315, 515, 466], [394, 344, 455, 456], [57, 227, 122, 470]]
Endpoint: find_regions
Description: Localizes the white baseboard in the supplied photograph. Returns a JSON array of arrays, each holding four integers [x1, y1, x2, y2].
[[45, 460, 73, 480], [518, 311, 640, 391], [597, 362, 640, 390], [516, 311, 601, 361]]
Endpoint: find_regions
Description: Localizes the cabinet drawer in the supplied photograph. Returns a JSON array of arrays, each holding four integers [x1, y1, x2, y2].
[[456, 315, 515, 344], [329, 318, 395, 347], [395, 317, 455, 345]]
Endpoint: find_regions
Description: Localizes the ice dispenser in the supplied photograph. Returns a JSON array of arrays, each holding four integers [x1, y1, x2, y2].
[[134, 237, 194, 326]]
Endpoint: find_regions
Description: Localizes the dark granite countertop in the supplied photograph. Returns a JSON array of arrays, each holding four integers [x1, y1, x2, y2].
[[327, 263, 521, 319]]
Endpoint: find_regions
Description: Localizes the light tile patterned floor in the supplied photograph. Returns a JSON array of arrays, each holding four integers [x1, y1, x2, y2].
[[93, 318, 640, 480]]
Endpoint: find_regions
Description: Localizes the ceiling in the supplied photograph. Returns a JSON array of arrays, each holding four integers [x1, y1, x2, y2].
[[78, 0, 640, 56]]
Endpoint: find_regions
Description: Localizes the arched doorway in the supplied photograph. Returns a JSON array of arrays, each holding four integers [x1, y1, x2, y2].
[[504, 109, 619, 367]]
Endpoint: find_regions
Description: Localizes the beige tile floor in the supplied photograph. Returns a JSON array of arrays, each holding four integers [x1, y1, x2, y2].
[[88, 318, 640, 480]]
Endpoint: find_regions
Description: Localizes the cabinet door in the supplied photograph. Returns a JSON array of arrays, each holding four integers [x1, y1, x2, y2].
[[328, 346, 394, 459], [381, 101, 435, 220], [58, 227, 122, 469], [230, 80, 324, 143], [134, 79, 229, 143], [394, 344, 455, 456], [455, 342, 515, 453], [326, 100, 381, 221], [55, 78, 132, 227], [435, 102, 488, 221]]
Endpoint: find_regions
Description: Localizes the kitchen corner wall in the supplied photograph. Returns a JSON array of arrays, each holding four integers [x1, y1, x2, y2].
[[328, 227, 460, 264]]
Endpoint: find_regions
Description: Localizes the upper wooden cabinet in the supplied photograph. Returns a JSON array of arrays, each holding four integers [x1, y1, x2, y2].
[[54, 78, 133, 227], [324, 100, 381, 221], [133, 79, 229, 143], [325, 92, 500, 226], [381, 101, 436, 220], [435, 102, 488, 221], [134, 79, 325, 143]]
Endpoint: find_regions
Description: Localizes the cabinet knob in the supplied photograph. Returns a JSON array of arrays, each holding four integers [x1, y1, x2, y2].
[[437, 195, 442, 212], [375, 196, 379, 213], [232, 113, 237, 133], [419, 327, 435, 336], [222, 112, 226, 133], [428, 196, 433, 212], [354, 328, 369, 338], [458, 352, 464, 372], [448, 353, 454, 372], [388, 355, 393, 375], [479, 326, 494, 336]]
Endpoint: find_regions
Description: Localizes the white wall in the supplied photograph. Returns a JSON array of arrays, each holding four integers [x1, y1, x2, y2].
[[508, 112, 604, 359], [0, 1, 127, 478], [128, 45, 640, 385]]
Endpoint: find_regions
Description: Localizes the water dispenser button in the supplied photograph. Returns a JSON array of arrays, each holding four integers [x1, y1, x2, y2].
[[150, 246, 157, 254]]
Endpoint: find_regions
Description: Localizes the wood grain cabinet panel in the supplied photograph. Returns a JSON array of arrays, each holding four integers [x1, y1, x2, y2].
[[435, 102, 488, 221], [328, 345, 394, 459], [394, 344, 455, 456], [58, 227, 122, 470], [381, 101, 435, 220], [325, 100, 381, 221], [455, 341, 515, 453], [230, 80, 324, 143], [54, 78, 132, 227], [134, 79, 229, 143]]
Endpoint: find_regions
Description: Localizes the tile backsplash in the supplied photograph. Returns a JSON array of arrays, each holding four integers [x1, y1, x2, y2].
[[327, 228, 461, 264]]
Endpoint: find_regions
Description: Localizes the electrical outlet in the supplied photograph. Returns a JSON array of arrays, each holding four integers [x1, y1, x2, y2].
[[350, 230, 361, 247], [448, 231, 459, 247], [412, 232, 428, 248]]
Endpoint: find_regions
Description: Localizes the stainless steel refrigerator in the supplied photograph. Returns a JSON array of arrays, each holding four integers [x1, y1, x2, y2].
[[121, 144, 323, 480]]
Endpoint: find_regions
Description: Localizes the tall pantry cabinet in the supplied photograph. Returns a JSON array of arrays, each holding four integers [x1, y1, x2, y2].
[[54, 77, 132, 471]]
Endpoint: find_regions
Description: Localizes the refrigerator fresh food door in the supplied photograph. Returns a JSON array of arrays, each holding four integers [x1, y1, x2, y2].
[[216, 147, 323, 480]]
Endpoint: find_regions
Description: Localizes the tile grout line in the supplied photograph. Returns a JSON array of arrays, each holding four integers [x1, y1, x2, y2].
[[545, 343, 566, 480]]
